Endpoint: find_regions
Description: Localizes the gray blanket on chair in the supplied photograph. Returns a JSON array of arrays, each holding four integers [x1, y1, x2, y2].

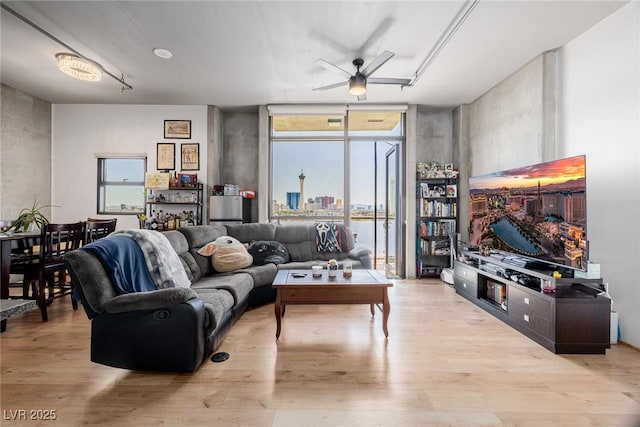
[[114, 229, 191, 289]]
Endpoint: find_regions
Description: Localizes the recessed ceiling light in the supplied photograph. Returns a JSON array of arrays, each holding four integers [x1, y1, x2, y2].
[[153, 48, 173, 59]]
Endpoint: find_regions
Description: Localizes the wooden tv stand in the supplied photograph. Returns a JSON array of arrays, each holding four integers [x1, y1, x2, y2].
[[453, 251, 611, 354]]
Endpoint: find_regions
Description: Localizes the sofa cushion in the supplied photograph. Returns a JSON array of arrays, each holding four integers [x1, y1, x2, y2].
[[247, 240, 290, 265], [178, 225, 229, 275], [193, 288, 235, 331], [191, 272, 253, 306], [234, 264, 278, 288], [163, 230, 201, 282], [226, 223, 276, 243], [274, 223, 316, 262]]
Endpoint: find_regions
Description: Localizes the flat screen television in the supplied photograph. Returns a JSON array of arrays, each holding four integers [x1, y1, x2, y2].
[[468, 155, 588, 272]]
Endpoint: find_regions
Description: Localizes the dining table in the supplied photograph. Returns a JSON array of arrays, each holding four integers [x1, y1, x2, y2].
[[1, 230, 40, 331]]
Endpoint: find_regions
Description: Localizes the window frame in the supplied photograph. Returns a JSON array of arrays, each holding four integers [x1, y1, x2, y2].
[[269, 116, 347, 223], [96, 156, 147, 215]]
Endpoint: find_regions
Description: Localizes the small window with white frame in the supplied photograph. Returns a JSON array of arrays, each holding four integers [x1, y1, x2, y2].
[[97, 157, 146, 214]]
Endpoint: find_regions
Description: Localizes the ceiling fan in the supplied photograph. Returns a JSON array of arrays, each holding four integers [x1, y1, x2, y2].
[[313, 50, 411, 101]]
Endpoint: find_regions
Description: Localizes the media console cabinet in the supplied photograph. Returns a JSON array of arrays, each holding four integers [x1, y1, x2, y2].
[[454, 250, 611, 354]]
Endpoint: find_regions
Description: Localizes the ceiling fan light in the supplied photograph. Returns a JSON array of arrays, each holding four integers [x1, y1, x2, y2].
[[56, 53, 102, 82], [349, 75, 367, 96]]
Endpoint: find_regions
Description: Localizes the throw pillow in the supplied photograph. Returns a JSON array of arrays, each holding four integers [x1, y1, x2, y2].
[[247, 240, 290, 265], [196, 235, 253, 272]]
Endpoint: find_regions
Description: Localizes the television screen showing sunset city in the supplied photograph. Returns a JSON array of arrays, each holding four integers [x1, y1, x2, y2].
[[469, 155, 588, 271]]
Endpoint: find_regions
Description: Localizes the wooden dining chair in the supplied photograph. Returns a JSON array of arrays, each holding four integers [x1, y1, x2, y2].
[[33, 222, 85, 321], [2, 219, 38, 299], [84, 218, 117, 245]]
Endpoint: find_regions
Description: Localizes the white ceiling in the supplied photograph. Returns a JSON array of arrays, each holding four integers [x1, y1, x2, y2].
[[0, 1, 627, 109]]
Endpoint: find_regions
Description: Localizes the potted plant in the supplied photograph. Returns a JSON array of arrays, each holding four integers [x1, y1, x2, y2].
[[10, 199, 55, 232]]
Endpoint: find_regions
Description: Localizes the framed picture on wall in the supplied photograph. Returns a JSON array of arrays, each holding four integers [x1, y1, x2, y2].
[[156, 143, 175, 170], [180, 143, 199, 171], [164, 120, 191, 139]]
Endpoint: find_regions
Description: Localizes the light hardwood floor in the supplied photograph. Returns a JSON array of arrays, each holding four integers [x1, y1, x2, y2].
[[1, 279, 639, 426]]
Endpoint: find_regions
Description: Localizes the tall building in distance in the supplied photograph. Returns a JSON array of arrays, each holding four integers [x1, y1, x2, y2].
[[286, 192, 300, 210], [298, 169, 305, 211]]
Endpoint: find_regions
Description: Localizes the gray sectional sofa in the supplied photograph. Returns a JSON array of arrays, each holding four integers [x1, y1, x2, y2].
[[64, 222, 371, 372]]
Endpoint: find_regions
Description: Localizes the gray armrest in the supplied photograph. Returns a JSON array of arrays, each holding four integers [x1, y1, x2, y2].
[[349, 245, 372, 259], [104, 287, 198, 313], [348, 245, 372, 269]]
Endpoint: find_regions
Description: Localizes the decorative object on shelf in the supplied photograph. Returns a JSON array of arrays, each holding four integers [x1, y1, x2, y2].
[[180, 143, 199, 171], [327, 259, 338, 278], [10, 198, 55, 232], [177, 173, 198, 188], [541, 278, 555, 293], [164, 120, 191, 139], [446, 184, 457, 198], [156, 143, 175, 170], [144, 172, 170, 190], [417, 161, 460, 179]]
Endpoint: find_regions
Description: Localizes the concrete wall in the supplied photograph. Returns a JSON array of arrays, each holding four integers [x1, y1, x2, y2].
[[222, 110, 259, 222], [415, 106, 453, 163], [468, 55, 545, 176], [558, 1, 639, 348], [0, 84, 52, 221], [206, 106, 224, 199], [407, 106, 454, 278], [465, 2, 639, 348], [52, 104, 208, 229]]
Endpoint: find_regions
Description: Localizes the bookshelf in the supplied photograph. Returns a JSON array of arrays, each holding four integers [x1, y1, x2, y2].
[[416, 162, 458, 278]]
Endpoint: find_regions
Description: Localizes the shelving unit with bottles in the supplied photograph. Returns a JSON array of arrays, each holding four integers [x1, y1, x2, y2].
[[144, 183, 203, 230], [416, 162, 458, 278]]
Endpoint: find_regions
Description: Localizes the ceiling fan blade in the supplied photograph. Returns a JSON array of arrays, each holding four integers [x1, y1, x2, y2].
[[313, 81, 348, 91], [356, 17, 395, 57], [315, 59, 352, 79], [357, 93, 367, 101], [361, 50, 394, 77], [368, 77, 412, 86]]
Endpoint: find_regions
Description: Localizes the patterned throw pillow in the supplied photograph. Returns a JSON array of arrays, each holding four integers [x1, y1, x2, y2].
[[247, 240, 290, 266]]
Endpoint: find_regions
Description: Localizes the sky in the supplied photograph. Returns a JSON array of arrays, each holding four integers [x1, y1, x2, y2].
[[469, 155, 586, 191]]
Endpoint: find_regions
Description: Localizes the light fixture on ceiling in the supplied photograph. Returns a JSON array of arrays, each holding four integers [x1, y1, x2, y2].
[[1, 3, 132, 92], [348, 74, 367, 96], [55, 53, 102, 82], [153, 48, 173, 59], [410, 0, 479, 86]]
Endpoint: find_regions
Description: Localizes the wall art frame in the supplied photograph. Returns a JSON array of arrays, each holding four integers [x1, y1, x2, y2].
[[164, 120, 191, 139], [156, 142, 175, 170], [180, 143, 200, 171]]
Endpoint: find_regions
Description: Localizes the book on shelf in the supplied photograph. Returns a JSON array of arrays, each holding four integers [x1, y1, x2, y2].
[[420, 239, 451, 256], [420, 182, 454, 198], [419, 219, 456, 237], [446, 184, 457, 198], [419, 200, 457, 217]]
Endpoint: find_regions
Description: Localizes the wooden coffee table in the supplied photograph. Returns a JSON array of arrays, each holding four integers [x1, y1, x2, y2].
[[272, 269, 393, 339]]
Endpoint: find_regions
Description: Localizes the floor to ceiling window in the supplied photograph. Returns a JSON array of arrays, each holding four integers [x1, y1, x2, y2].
[[270, 114, 345, 221], [269, 107, 406, 275]]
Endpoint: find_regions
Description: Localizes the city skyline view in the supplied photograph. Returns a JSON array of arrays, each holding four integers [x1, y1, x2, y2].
[[469, 155, 588, 270], [271, 139, 395, 213]]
